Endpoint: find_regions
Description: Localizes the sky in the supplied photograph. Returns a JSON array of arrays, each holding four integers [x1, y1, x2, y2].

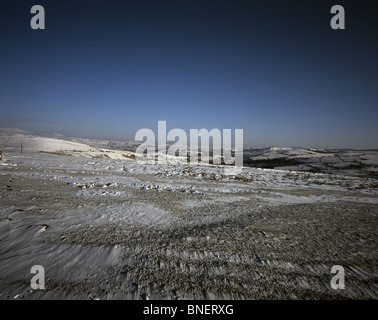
[[0, 0, 377, 149]]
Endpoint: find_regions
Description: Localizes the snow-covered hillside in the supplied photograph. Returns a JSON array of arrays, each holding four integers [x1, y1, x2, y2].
[[244, 146, 378, 178], [0, 132, 135, 160], [0, 132, 377, 300]]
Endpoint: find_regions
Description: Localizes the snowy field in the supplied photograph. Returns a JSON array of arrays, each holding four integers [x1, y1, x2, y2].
[[0, 132, 377, 299], [243, 147, 378, 179]]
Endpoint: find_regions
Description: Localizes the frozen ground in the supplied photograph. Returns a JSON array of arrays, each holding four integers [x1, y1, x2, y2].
[[0, 132, 377, 299]]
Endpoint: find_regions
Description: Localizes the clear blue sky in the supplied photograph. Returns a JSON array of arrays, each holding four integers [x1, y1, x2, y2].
[[0, 0, 377, 148]]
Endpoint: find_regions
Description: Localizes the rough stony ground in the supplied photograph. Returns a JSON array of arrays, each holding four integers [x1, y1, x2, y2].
[[0, 152, 377, 300]]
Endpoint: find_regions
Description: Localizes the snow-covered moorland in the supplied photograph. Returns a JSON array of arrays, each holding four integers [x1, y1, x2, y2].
[[0, 132, 377, 299]]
